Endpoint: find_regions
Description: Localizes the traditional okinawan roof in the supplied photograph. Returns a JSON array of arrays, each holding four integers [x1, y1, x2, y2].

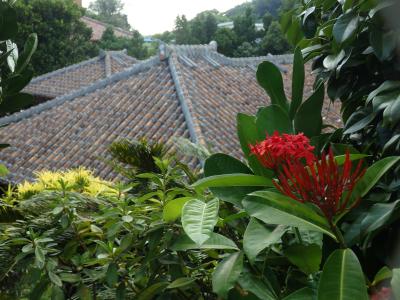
[[24, 50, 137, 99], [81, 16, 133, 41], [0, 42, 342, 183]]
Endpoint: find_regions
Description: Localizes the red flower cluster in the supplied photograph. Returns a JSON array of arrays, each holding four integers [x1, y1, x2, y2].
[[250, 131, 316, 170], [274, 149, 366, 221], [250, 132, 366, 221]]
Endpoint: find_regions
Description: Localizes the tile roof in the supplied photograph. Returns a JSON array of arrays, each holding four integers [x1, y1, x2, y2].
[[81, 16, 133, 41], [24, 50, 137, 99], [0, 42, 342, 183]]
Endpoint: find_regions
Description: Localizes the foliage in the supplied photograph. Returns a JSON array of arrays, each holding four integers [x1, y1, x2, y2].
[[15, 0, 98, 76], [87, 0, 130, 30], [98, 27, 149, 59], [261, 21, 291, 54]]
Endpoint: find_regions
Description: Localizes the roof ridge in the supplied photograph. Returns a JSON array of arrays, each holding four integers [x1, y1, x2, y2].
[[29, 56, 103, 84], [167, 52, 205, 146], [1, 55, 161, 126]]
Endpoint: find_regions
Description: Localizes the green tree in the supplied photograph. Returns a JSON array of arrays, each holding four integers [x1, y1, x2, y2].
[[190, 11, 218, 44], [15, 0, 98, 76], [234, 41, 258, 57], [98, 27, 148, 59], [262, 12, 273, 29], [261, 20, 290, 54], [88, 0, 130, 30], [233, 7, 256, 44], [174, 15, 192, 44], [214, 28, 237, 57]]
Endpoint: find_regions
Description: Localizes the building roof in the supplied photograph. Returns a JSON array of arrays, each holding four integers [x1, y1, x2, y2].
[[81, 16, 133, 41], [24, 50, 137, 99], [0, 43, 342, 183]]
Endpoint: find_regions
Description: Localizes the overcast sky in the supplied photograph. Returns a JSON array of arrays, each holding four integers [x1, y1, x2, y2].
[[82, 0, 247, 35]]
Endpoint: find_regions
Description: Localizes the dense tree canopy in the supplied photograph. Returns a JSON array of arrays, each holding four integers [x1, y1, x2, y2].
[[15, 0, 98, 76]]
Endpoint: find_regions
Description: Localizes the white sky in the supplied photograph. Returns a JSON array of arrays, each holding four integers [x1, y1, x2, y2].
[[82, 0, 247, 35]]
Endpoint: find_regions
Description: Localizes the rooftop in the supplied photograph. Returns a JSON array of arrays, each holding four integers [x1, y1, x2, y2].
[[0, 42, 342, 183]]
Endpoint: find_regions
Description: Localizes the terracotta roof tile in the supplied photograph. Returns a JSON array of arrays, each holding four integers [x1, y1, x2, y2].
[[0, 43, 342, 182]]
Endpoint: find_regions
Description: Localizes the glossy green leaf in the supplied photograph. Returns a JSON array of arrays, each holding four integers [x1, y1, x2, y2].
[[317, 249, 368, 300], [204, 153, 258, 207], [244, 192, 335, 239], [351, 156, 400, 200], [392, 269, 400, 299], [294, 82, 324, 137], [51, 285, 65, 300], [290, 47, 305, 119], [283, 287, 315, 300], [370, 30, 396, 61], [367, 81, 400, 103], [181, 198, 219, 245], [167, 277, 196, 289], [171, 233, 238, 251], [193, 174, 273, 189], [15, 33, 38, 74], [323, 50, 346, 70], [256, 61, 288, 112], [106, 262, 119, 287], [163, 197, 191, 222], [284, 243, 322, 274], [0, 164, 9, 176], [237, 113, 270, 176], [372, 266, 392, 286], [212, 251, 243, 299], [243, 218, 286, 263], [238, 272, 277, 300], [344, 113, 377, 134], [333, 11, 359, 43], [137, 282, 168, 300], [256, 105, 293, 137]]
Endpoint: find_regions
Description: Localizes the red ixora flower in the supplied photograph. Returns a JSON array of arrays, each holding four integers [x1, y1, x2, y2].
[[250, 131, 316, 170], [274, 149, 366, 221]]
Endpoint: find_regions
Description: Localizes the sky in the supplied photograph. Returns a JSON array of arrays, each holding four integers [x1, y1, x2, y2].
[[82, 0, 247, 35]]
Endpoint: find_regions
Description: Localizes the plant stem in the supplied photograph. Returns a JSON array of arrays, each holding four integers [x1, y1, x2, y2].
[[294, 227, 303, 244], [330, 222, 347, 249]]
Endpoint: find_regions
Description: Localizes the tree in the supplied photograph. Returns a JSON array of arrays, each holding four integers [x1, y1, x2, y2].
[[262, 12, 273, 29], [98, 27, 148, 59], [15, 0, 98, 76], [190, 11, 218, 44], [174, 15, 192, 44], [213, 28, 237, 57], [88, 0, 130, 30], [234, 42, 258, 57], [261, 21, 290, 54], [233, 7, 257, 44]]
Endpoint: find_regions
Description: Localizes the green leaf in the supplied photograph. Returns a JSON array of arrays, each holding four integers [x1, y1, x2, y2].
[[193, 174, 273, 189], [294, 82, 325, 137], [372, 266, 392, 286], [77, 284, 93, 300], [204, 153, 259, 207], [334, 154, 369, 165], [367, 81, 400, 103], [116, 282, 126, 300], [163, 197, 192, 222], [119, 233, 133, 253], [237, 113, 270, 176], [243, 218, 286, 263], [0, 93, 33, 114], [59, 273, 80, 283], [171, 233, 238, 251], [256, 105, 293, 137], [343, 113, 377, 134], [35, 247, 45, 268], [15, 33, 38, 74], [333, 11, 359, 43], [212, 251, 243, 299], [182, 198, 219, 245], [244, 192, 335, 239], [137, 282, 168, 300], [256, 61, 288, 112], [351, 156, 400, 200], [238, 272, 277, 300], [106, 262, 119, 287], [392, 269, 400, 299], [167, 277, 196, 289], [370, 30, 396, 61], [290, 47, 305, 119], [323, 50, 346, 70], [344, 200, 400, 246], [49, 272, 62, 288], [0, 164, 9, 176], [0, 3, 17, 40], [284, 243, 322, 275], [317, 249, 368, 300], [51, 285, 65, 300], [283, 287, 315, 300]]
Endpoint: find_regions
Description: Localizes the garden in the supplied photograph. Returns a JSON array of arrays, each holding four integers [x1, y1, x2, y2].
[[0, 0, 400, 299]]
